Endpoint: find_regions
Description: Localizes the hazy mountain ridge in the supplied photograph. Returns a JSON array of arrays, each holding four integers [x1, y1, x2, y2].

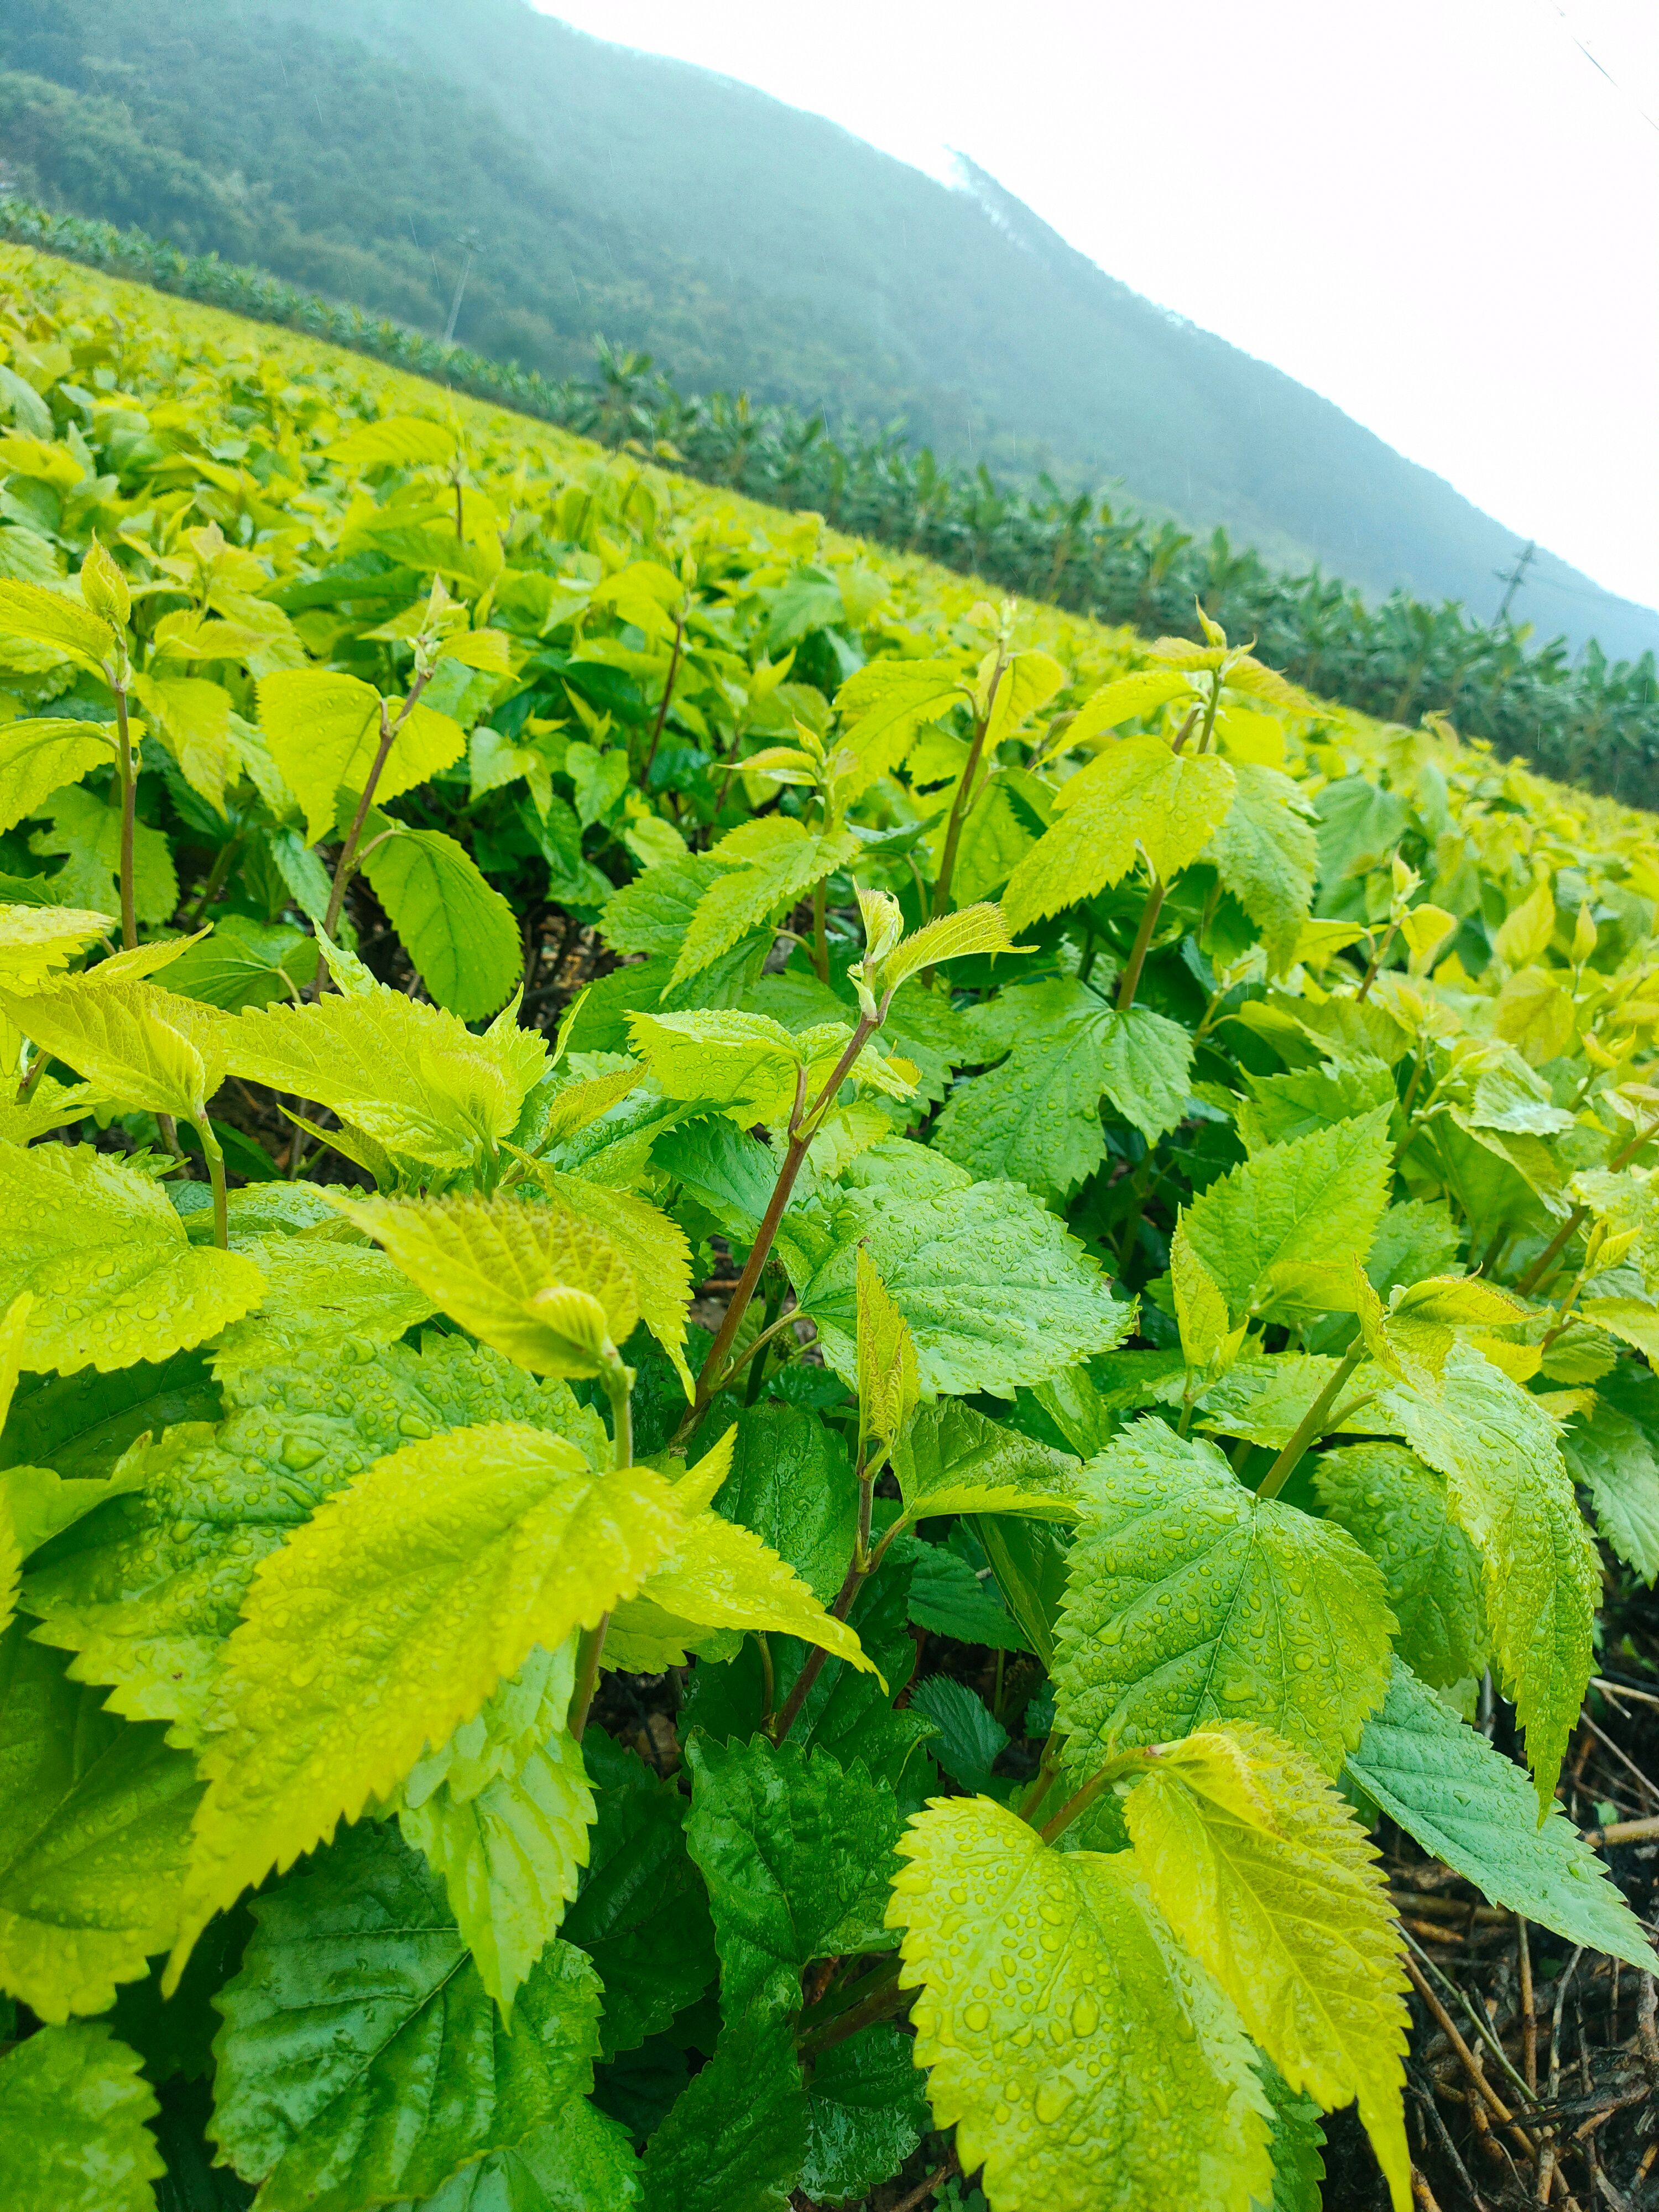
[[2, 0, 1651, 656]]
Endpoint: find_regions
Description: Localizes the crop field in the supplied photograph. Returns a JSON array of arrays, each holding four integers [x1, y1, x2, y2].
[[6, 244, 1659, 2212]]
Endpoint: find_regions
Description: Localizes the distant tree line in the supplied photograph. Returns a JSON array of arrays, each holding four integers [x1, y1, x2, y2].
[[5, 197, 1656, 808]]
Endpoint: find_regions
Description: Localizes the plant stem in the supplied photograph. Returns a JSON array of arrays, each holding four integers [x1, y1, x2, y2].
[[676, 1010, 884, 1442], [319, 669, 432, 953], [766, 1534, 869, 1746], [743, 1272, 787, 1406], [195, 1117, 228, 1250], [1116, 870, 1166, 1013], [1355, 921, 1398, 1003], [1516, 1113, 1659, 1295], [796, 1955, 906, 2058], [569, 1344, 635, 1745], [1039, 1762, 1123, 1845], [930, 651, 1006, 921], [755, 1631, 775, 1733], [184, 828, 242, 926], [112, 680, 137, 950], [1255, 1340, 1365, 1500], [810, 878, 832, 983], [641, 612, 684, 782]]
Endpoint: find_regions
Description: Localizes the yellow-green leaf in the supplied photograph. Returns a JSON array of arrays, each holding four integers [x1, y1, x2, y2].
[[329, 1191, 640, 1376], [887, 1793, 1273, 2212], [0, 719, 116, 836], [0, 974, 231, 1121], [1125, 1725, 1410, 2211], [856, 1244, 918, 1460], [0, 1141, 263, 1375], [168, 1421, 685, 1986], [1002, 735, 1235, 931]]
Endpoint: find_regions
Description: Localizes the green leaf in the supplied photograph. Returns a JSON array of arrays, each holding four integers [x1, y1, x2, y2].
[[712, 1402, 858, 1605], [208, 1234, 437, 1374], [30, 785, 178, 928], [905, 1537, 1029, 1649], [1260, 2060, 1327, 2212], [1348, 1661, 1657, 1969], [327, 413, 457, 467], [224, 980, 546, 1173], [629, 1006, 851, 1127], [1182, 1105, 1395, 1323], [1001, 734, 1235, 931], [905, 1674, 1009, 1792], [1207, 759, 1318, 973], [1124, 1724, 1410, 2210], [332, 1191, 641, 1376], [0, 1142, 263, 1375], [599, 852, 722, 959], [0, 2022, 163, 2212], [685, 1734, 902, 2012], [1052, 1419, 1395, 1773], [793, 1180, 1132, 1398], [533, 1172, 695, 1399], [0, 578, 115, 670], [0, 717, 114, 834], [671, 826, 858, 989], [888, 1793, 1274, 2212], [0, 973, 233, 1121], [257, 670, 463, 844], [161, 915, 317, 1011], [1236, 1057, 1396, 1155], [361, 825, 522, 1019], [1560, 1364, 1659, 1583], [211, 1820, 601, 2212], [563, 1733, 716, 2058], [0, 1349, 220, 1480], [397, 1638, 594, 2020], [1380, 1345, 1598, 1811], [833, 657, 969, 774], [801, 2023, 929, 2208], [1313, 1443, 1486, 1687], [22, 1335, 594, 1736], [167, 1425, 685, 1979], [638, 2012, 806, 2212], [628, 1500, 877, 1677], [0, 1625, 201, 2022], [416, 2096, 642, 2211], [893, 1399, 1079, 1521]]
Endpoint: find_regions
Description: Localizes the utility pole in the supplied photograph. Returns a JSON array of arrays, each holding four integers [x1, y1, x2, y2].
[[442, 229, 482, 347], [1495, 540, 1537, 625]]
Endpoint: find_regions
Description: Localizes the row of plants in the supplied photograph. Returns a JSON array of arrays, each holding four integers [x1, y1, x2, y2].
[[4, 243, 1659, 2212], [4, 193, 1657, 812]]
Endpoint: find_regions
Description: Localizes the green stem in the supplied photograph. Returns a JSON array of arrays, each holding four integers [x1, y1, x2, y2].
[[1037, 1747, 1146, 1844], [195, 1118, 228, 1250], [811, 878, 830, 984], [1196, 675, 1222, 753], [568, 1344, 635, 1746], [742, 1275, 787, 1406], [1255, 1340, 1365, 1501], [113, 680, 137, 951], [931, 654, 1006, 921], [755, 1631, 775, 1733], [1516, 1114, 1659, 1295], [796, 1955, 905, 2058], [319, 668, 432, 955], [641, 612, 684, 782], [676, 1010, 884, 1443], [1355, 921, 1398, 1004], [1116, 872, 1166, 1013], [766, 1530, 870, 1745]]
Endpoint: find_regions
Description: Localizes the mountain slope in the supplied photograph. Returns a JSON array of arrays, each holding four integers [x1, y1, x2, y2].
[[1, 0, 1651, 658]]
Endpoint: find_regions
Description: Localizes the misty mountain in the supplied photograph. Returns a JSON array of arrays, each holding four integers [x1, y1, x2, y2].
[[2, 0, 1651, 656]]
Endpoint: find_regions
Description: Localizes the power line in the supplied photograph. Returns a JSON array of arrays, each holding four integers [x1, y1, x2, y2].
[[1495, 539, 1538, 622], [1536, 1, 1659, 135]]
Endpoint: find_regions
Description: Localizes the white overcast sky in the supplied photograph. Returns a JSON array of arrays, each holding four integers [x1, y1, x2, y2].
[[534, 0, 1659, 614]]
